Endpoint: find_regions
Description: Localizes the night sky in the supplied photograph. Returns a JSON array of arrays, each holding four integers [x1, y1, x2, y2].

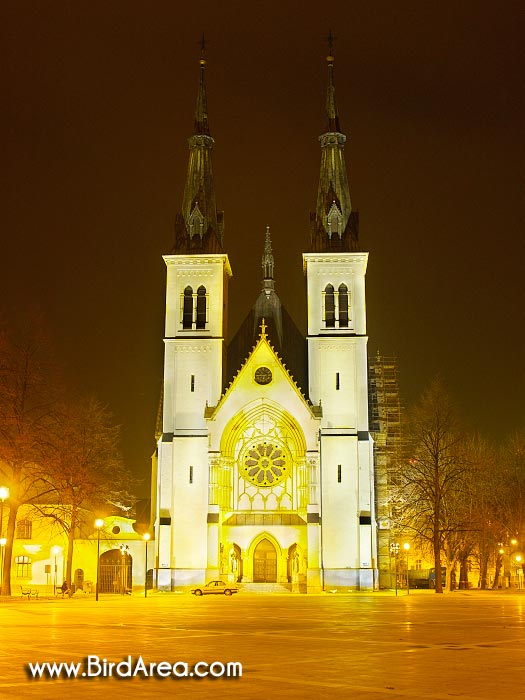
[[3, 2, 524, 495]]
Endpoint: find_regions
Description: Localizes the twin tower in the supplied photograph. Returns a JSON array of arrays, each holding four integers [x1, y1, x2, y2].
[[151, 51, 377, 592]]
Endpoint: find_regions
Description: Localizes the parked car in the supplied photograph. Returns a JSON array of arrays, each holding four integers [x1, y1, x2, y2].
[[191, 580, 238, 596]]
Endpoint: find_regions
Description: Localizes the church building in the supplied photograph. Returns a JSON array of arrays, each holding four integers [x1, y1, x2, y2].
[[152, 50, 377, 592]]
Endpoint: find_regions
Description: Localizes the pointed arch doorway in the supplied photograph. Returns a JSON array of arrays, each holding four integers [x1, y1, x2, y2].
[[253, 538, 277, 583]]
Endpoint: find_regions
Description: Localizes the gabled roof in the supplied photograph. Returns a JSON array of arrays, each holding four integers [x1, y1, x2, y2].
[[208, 321, 320, 422], [226, 304, 308, 398]]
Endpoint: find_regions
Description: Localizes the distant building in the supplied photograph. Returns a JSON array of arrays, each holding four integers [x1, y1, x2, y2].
[[152, 51, 376, 591]]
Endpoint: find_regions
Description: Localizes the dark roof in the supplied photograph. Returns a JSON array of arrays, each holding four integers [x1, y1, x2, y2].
[[226, 301, 308, 398]]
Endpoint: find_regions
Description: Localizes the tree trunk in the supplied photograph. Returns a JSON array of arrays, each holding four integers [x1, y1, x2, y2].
[[1, 506, 18, 596], [459, 556, 469, 590], [479, 551, 489, 589], [66, 518, 75, 590], [433, 537, 443, 593], [492, 552, 503, 589]]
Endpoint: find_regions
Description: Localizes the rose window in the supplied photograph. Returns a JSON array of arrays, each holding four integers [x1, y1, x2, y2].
[[240, 442, 289, 487]]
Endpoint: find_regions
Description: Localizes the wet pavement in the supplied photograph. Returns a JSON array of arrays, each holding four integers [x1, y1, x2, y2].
[[1, 589, 524, 699]]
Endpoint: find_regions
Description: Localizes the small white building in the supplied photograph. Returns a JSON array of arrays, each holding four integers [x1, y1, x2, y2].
[[2, 506, 151, 596], [152, 52, 377, 592]]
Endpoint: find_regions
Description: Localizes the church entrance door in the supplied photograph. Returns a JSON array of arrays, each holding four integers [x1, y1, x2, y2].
[[253, 539, 277, 582]]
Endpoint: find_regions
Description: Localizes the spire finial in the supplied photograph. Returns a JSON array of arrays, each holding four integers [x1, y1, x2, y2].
[[262, 225, 275, 283], [325, 28, 337, 60], [260, 317, 267, 339], [324, 30, 340, 133], [194, 35, 210, 136], [199, 33, 209, 65]]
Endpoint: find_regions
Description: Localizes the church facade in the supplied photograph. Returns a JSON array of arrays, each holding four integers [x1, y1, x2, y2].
[[152, 52, 377, 592]]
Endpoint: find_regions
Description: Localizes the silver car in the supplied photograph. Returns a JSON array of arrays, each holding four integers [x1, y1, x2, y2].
[[191, 580, 238, 596]]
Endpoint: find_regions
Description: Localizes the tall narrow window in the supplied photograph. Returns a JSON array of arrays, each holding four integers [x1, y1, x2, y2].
[[182, 286, 193, 329], [189, 466, 193, 484], [16, 519, 32, 539], [15, 555, 32, 578], [196, 285, 207, 329], [324, 284, 335, 328], [190, 374, 195, 392], [338, 283, 349, 327], [337, 465, 342, 483], [336, 372, 340, 390]]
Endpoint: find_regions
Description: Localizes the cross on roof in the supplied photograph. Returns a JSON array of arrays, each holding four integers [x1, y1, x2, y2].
[[325, 28, 337, 56], [199, 33, 209, 56]]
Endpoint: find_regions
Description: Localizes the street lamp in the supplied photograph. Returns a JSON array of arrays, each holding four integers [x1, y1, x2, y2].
[[51, 546, 61, 594], [0, 486, 9, 541], [515, 554, 523, 590], [143, 533, 151, 598], [0, 537, 6, 589], [95, 519, 104, 601], [119, 544, 130, 595], [390, 542, 400, 596], [403, 543, 410, 594]]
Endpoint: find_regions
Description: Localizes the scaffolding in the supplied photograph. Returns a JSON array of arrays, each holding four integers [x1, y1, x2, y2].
[[369, 351, 405, 588]]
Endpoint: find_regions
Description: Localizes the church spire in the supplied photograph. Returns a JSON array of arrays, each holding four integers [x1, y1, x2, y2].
[[174, 38, 224, 254], [194, 34, 210, 136], [309, 40, 359, 253], [261, 225, 275, 290]]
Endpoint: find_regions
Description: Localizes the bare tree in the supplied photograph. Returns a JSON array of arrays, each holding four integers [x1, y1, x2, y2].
[[36, 397, 135, 589], [0, 326, 58, 595], [397, 378, 468, 593], [497, 431, 525, 583]]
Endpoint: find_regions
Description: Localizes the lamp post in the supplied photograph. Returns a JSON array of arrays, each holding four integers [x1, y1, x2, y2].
[[143, 533, 150, 598], [0, 537, 6, 589], [119, 544, 130, 595], [51, 546, 61, 595], [95, 519, 104, 601], [403, 543, 410, 594], [0, 487, 8, 593], [390, 542, 400, 596], [0, 487, 8, 539], [515, 554, 523, 590]]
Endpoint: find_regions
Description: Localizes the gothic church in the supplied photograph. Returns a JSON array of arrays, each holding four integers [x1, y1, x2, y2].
[[152, 50, 377, 592]]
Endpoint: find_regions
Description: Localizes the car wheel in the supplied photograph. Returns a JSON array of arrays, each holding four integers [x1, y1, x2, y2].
[[224, 589, 232, 596], [194, 589, 203, 596]]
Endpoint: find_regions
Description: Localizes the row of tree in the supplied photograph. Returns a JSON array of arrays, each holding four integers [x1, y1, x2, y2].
[[393, 378, 525, 592], [0, 325, 135, 595]]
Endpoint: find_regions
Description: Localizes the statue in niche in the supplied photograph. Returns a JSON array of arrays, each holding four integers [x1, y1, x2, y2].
[[293, 551, 300, 574], [230, 549, 238, 573], [220, 544, 227, 574]]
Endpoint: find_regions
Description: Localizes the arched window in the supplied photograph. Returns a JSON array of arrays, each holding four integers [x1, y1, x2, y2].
[[16, 519, 32, 539], [338, 283, 349, 327], [182, 286, 193, 329], [196, 285, 207, 329], [324, 284, 335, 328]]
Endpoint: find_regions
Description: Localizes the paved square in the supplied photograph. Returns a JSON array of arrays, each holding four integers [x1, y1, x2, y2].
[[1, 590, 524, 699]]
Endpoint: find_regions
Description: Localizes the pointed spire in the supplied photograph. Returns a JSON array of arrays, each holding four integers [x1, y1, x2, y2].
[[194, 34, 210, 136], [262, 225, 275, 284], [174, 38, 224, 254], [309, 39, 359, 253], [325, 30, 340, 133]]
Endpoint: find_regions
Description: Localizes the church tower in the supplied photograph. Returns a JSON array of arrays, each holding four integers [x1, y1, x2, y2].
[[155, 50, 232, 588], [303, 50, 377, 589]]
